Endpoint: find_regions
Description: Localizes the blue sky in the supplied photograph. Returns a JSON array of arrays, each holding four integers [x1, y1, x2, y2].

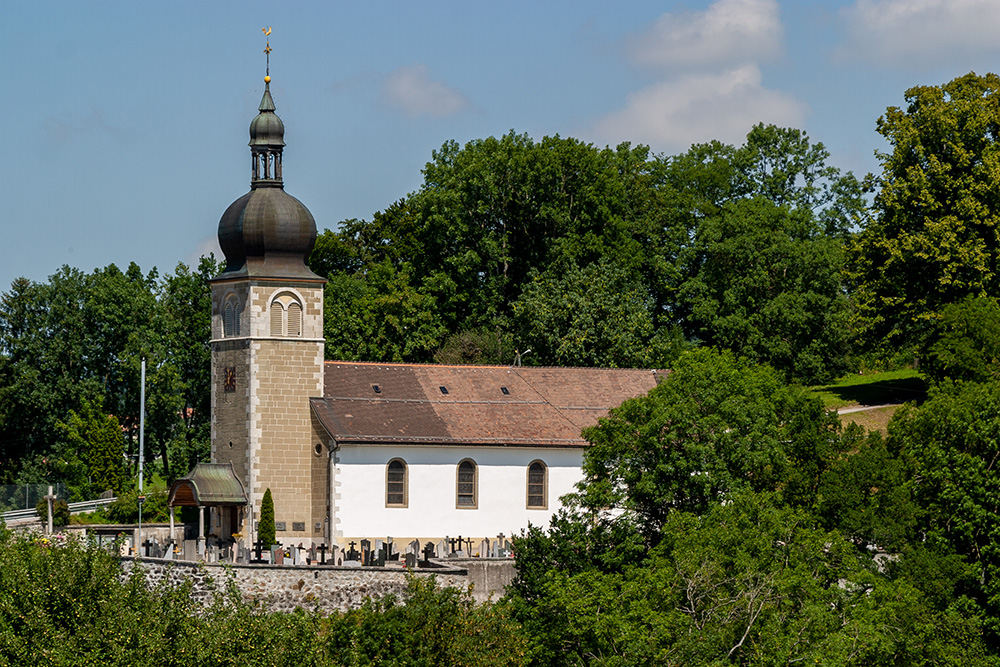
[[6, 0, 1000, 291]]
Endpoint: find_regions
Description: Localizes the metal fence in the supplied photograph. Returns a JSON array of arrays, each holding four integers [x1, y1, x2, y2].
[[0, 484, 69, 513]]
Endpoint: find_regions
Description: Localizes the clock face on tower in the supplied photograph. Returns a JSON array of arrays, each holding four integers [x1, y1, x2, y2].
[[223, 367, 237, 393]]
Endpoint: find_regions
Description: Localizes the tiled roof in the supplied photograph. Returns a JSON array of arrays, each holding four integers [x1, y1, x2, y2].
[[310, 362, 667, 448]]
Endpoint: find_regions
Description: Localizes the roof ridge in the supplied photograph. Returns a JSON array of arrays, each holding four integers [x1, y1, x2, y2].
[[323, 360, 666, 371]]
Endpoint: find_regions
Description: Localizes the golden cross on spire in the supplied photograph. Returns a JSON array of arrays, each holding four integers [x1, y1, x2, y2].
[[262, 26, 272, 80]]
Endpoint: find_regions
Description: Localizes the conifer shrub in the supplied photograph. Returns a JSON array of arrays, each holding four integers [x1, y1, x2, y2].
[[259, 488, 276, 547]]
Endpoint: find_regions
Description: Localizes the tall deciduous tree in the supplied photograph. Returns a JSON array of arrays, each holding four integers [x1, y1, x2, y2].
[[851, 72, 1000, 353], [575, 348, 841, 541], [678, 198, 851, 383]]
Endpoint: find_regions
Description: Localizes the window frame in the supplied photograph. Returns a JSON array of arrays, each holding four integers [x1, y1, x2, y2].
[[386, 458, 408, 508], [526, 460, 548, 510], [456, 459, 478, 509]]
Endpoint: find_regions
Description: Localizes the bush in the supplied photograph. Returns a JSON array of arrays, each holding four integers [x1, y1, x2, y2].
[[35, 498, 70, 527], [106, 489, 172, 524]]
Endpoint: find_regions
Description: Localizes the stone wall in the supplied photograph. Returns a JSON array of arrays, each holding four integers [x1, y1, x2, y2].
[[121, 557, 470, 614]]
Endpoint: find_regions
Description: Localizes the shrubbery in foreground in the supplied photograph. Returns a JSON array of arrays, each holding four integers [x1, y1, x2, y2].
[[0, 526, 527, 667]]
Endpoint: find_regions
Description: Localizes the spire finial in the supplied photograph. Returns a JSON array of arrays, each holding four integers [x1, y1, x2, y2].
[[262, 26, 272, 83]]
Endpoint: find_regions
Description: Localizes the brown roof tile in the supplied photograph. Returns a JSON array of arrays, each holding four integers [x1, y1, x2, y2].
[[311, 362, 666, 448]]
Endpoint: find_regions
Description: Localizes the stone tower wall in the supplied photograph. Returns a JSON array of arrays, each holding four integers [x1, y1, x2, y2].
[[210, 279, 326, 544]]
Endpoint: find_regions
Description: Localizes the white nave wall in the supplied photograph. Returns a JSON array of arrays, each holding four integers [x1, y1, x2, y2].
[[331, 444, 585, 541]]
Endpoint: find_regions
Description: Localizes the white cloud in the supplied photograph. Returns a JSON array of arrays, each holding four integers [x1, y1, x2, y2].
[[841, 0, 1000, 66], [629, 0, 782, 70], [591, 65, 806, 152], [378, 64, 471, 118], [188, 235, 222, 267]]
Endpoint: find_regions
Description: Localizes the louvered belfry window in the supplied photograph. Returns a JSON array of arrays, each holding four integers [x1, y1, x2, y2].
[[386, 459, 407, 507], [457, 460, 477, 508], [270, 300, 284, 336], [269, 294, 304, 337], [287, 302, 302, 337], [224, 301, 236, 337], [527, 461, 547, 509]]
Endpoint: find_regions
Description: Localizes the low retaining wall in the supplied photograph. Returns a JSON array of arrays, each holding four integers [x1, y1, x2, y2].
[[121, 557, 474, 614], [449, 558, 517, 603]]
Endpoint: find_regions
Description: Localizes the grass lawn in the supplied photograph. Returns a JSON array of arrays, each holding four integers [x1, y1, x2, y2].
[[809, 369, 927, 410], [809, 369, 928, 435]]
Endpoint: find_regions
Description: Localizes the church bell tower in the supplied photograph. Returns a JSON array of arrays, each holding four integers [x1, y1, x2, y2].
[[209, 58, 327, 546]]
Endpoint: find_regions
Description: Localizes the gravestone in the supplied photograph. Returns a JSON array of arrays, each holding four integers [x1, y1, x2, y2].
[[271, 546, 283, 565], [360, 539, 372, 566], [316, 543, 328, 565], [479, 538, 490, 558], [421, 541, 436, 567], [344, 541, 361, 566]]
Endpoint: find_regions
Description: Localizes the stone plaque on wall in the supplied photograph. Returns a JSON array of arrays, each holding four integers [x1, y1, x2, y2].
[[292, 522, 305, 532], [275, 521, 287, 532]]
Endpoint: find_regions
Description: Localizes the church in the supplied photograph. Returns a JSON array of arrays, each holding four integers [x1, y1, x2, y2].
[[170, 71, 663, 550]]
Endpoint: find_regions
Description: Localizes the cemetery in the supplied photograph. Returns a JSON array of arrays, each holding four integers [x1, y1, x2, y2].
[[103, 527, 516, 609]]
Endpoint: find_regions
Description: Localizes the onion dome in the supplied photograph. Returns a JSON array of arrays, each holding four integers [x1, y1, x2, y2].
[[215, 76, 323, 281]]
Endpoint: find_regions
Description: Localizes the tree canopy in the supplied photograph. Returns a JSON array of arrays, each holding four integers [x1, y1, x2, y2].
[[311, 125, 859, 382], [851, 72, 1000, 354], [0, 258, 217, 495]]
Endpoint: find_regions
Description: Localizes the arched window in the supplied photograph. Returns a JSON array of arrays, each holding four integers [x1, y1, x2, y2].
[[269, 293, 304, 337], [456, 459, 477, 509], [527, 461, 547, 509], [223, 295, 240, 337], [386, 459, 407, 507]]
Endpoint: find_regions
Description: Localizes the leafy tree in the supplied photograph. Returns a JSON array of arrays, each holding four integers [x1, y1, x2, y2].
[[106, 488, 171, 524], [512, 259, 686, 368], [56, 397, 126, 498], [160, 257, 218, 479], [259, 488, 276, 547], [511, 492, 992, 667], [0, 259, 215, 489], [815, 428, 916, 551], [851, 72, 1000, 353], [322, 261, 448, 362], [926, 296, 1000, 383], [678, 197, 851, 382], [666, 125, 860, 382], [433, 327, 515, 365], [888, 380, 1000, 635], [574, 348, 842, 542]]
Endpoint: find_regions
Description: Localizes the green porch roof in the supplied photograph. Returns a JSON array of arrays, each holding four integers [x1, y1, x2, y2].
[[168, 463, 247, 507]]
